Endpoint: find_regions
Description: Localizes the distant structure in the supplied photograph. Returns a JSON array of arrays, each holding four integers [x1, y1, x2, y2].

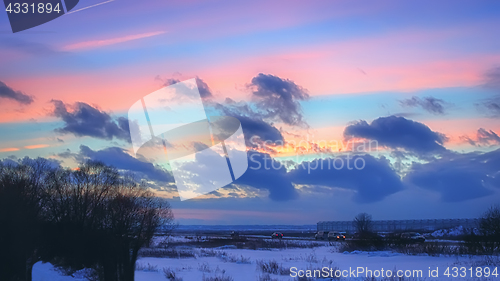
[[317, 219, 479, 233]]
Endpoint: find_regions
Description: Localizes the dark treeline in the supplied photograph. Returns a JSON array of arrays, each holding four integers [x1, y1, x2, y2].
[[0, 158, 175, 281], [345, 210, 500, 253]]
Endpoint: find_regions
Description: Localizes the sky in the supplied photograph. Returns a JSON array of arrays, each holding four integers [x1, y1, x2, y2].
[[1, 0, 500, 225]]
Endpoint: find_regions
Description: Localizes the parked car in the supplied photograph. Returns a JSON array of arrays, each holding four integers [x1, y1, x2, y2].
[[328, 232, 346, 241], [315, 231, 328, 240], [272, 232, 283, 239], [401, 232, 425, 243]]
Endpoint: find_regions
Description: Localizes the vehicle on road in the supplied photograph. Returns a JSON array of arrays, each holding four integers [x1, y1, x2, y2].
[[272, 232, 283, 239], [401, 232, 425, 243], [315, 231, 328, 240], [328, 232, 346, 241]]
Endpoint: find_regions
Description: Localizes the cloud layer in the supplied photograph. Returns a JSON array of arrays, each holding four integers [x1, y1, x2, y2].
[[59, 145, 174, 183], [405, 149, 500, 202], [233, 150, 298, 201], [214, 98, 283, 146], [51, 100, 130, 142], [289, 154, 404, 203], [249, 73, 309, 126], [344, 116, 447, 154]]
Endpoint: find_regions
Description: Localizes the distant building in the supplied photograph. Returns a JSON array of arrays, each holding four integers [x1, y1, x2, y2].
[[317, 219, 479, 233]]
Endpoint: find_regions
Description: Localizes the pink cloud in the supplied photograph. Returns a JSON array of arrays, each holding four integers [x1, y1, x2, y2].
[[62, 31, 166, 51], [24, 144, 50, 149], [0, 148, 20, 152]]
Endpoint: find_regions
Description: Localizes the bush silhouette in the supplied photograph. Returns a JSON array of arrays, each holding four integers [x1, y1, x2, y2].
[[0, 159, 174, 281]]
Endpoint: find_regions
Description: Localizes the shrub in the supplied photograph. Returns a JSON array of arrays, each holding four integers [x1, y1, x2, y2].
[[338, 235, 387, 252], [198, 248, 227, 258], [256, 260, 290, 275], [480, 205, 500, 240], [138, 248, 196, 258], [393, 242, 457, 256], [219, 254, 251, 263], [198, 262, 212, 273], [163, 267, 183, 281]]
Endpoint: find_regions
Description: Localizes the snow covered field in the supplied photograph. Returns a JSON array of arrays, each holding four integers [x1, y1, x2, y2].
[[33, 237, 500, 281]]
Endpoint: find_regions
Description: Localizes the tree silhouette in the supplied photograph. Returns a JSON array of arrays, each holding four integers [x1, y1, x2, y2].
[[354, 212, 373, 235], [479, 205, 500, 241], [0, 158, 55, 281], [0, 159, 175, 281]]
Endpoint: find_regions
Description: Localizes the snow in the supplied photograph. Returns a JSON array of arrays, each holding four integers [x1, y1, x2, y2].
[[429, 226, 480, 238], [33, 263, 83, 281], [33, 239, 498, 281]]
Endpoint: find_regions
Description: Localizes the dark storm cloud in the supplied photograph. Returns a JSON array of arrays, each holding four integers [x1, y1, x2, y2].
[[0, 81, 34, 105], [214, 98, 284, 147], [248, 73, 309, 126], [233, 150, 298, 201], [288, 154, 404, 203], [51, 100, 130, 142], [344, 116, 447, 154], [165, 74, 308, 148], [76, 145, 173, 183], [233, 151, 404, 203], [405, 149, 500, 202], [399, 96, 448, 115], [237, 116, 284, 146]]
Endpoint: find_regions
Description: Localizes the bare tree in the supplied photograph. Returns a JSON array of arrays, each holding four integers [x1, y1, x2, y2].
[[41, 161, 174, 281], [0, 158, 56, 281], [0, 159, 174, 281], [479, 205, 500, 241], [354, 212, 373, 235]]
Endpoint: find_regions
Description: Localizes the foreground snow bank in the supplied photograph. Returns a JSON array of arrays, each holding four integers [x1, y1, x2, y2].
[[34, 246, 498, 281]]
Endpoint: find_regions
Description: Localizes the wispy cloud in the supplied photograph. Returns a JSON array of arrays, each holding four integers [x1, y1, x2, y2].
[[0, 148, 20, 152], [0, 144, 50, 152], [24, 144, 50, 149], [63, 31, 166, 51]]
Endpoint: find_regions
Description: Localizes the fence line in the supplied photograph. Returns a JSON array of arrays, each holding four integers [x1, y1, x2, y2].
[[317, 219, 479, 232]]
